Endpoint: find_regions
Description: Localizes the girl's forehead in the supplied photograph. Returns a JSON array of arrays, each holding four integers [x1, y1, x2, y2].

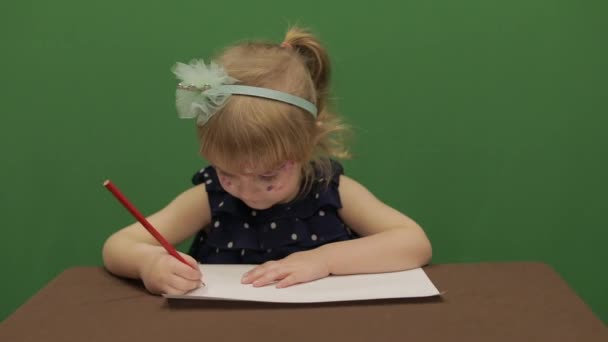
[[214, 160, 286, 175]]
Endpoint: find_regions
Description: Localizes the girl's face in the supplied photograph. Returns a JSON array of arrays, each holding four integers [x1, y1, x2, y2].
[[215, 161, 301, 210]]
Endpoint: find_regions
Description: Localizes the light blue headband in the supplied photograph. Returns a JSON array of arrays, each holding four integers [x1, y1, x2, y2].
[[173, 59, 318, 125]]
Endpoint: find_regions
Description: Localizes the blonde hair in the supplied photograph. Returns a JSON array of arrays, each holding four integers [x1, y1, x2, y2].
[[198, 26, 351, 196]]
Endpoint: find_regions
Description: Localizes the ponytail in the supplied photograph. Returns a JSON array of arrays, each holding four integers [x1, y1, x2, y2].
[[282, 26, 331, 112]]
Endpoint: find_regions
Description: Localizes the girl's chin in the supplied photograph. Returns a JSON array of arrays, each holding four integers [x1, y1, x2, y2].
[[243, 201, 273, 210]]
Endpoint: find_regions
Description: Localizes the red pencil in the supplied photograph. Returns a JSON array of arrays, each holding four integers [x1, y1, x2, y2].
[[103, 180, 194, 269]]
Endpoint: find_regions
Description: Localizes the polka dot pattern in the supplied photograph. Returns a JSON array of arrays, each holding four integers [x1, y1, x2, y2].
[[188, 160, 358, 264]]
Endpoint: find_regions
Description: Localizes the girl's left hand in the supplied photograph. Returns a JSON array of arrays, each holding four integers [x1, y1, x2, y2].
[[241, 249, 330, 288]]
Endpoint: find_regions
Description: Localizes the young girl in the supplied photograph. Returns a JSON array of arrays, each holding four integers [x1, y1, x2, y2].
[[102, 27, 432, 295]]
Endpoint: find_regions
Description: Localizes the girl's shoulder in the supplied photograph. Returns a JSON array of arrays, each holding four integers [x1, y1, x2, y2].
[[191, 164, 223, 191], [296, 158, 344, 211], [311, 158, 344, 187], [326, 158, 344, 181]]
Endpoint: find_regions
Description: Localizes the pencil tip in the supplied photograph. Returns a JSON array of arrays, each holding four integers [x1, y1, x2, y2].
[[103, 180, 110, 186]]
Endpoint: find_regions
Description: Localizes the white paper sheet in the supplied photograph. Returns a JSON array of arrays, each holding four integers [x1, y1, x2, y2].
[[165, 264, 440, 303]]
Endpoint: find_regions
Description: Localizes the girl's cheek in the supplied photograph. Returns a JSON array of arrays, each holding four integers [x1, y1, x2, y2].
[[219, 175, 232, 187], [267, 181, 286, 192], [262, 161, 296, 192]]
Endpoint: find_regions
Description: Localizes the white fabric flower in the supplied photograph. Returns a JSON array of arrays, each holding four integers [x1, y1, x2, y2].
[[172, 59, 238, 125]]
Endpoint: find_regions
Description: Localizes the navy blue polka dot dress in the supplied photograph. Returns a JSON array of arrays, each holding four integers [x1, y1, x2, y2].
[[188, 160, 358, 264]]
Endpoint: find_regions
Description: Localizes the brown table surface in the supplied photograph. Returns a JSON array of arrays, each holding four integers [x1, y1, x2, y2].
[[0, 262, 605, 342]]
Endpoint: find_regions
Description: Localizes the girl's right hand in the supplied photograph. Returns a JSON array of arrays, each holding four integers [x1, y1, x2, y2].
[[139, 251, 203, 295]]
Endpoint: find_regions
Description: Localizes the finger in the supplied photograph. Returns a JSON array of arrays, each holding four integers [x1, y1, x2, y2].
[[163, 284, 189, 296], [252, 268, 290, 287], [276, 274, 300, 288], [167, 274, 201, 293], [241, 266, 261, 284], [172, 256, 203, 281], [241, 261, 277, 283], [182, 253, 201, 270]]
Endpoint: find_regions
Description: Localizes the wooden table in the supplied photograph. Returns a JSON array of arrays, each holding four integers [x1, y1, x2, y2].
[[1, 262, 605, 341]]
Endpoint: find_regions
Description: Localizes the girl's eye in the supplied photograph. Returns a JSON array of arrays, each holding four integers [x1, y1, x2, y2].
[[218, 172, 234, 179], [258, 174, 278, 182]]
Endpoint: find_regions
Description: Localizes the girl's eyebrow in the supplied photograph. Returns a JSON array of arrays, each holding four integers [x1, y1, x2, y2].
[[215, 166, 236, 176], [260, 171, 279, 176], [260, 162, 287, 176], [216, 162, 286, 176]]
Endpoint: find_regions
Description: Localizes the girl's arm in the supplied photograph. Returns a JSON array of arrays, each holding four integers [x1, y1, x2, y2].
[[321, 175, 432, 275], [102, 184, 211, 287]]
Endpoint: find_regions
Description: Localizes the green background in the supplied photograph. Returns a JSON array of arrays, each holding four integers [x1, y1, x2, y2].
[[1, 0, 606, 323]]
